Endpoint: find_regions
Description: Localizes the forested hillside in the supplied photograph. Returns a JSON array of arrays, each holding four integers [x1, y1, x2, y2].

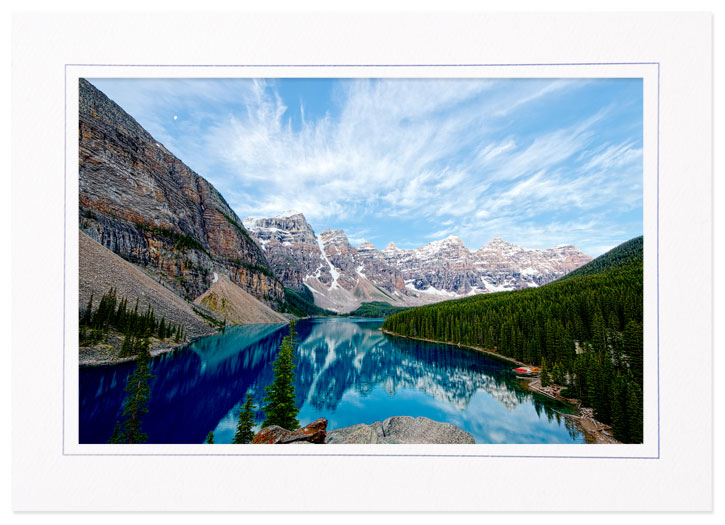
[[281, 287, 336, 317], [383, 236, 644, 443], [346, 301, 410, 318], [557, 236, 643, 281]]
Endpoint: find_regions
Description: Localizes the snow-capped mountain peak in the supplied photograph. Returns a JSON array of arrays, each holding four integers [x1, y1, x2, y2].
[[241, 211, 592, 313]]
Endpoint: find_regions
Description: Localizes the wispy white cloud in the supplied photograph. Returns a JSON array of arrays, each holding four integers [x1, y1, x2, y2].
[[203, 79, 587, 224], [90, 77, 643, 257]]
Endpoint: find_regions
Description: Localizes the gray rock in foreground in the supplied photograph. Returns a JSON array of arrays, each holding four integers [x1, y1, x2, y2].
[[325, 416, 475, 444]]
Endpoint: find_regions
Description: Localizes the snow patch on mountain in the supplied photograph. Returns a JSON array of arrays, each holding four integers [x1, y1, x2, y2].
[[317, 235, 340, 290], [356, 264, 367, 280], [405, 283, 459, 298]]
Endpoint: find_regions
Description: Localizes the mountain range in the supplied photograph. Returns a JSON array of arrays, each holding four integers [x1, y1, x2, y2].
[[243, 211, 592, 313], [78, 76, 593, 341]]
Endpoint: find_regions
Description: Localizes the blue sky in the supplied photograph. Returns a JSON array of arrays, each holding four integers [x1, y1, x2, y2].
[[87, 77, 643, 256]]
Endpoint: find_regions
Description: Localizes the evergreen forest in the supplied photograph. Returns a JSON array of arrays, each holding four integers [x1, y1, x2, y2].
[[383, 236, 644, 443], [80, 288, 187, 357]]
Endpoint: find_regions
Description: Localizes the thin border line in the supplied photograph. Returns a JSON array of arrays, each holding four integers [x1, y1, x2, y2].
[[63, 65, 67, 455], [656, 62, 661, 460], [64, 62, 660, 459], [65, 62, 659, 67], [62, 453, 659, 459]]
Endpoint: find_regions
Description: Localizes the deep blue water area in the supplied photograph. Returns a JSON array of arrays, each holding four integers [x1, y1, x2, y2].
[[79, 318, 584, 444]]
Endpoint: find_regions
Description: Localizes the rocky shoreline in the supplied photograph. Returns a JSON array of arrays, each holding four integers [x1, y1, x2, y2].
[[79, 339, 188, 366], [518, 376, 620, 444], [78, 327, 223, 366]]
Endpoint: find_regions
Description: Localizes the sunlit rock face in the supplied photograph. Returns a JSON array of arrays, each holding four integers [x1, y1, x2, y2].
[[79, 79, 284, 306], [243, 212, 331, 290], [244, 215, 412, 313]]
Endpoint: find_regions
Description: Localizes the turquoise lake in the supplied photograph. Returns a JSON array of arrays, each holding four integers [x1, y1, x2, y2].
[[79, 318, 586, 444]]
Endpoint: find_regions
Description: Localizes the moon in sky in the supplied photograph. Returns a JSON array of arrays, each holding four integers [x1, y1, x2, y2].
[[173, 115, 178, 120]]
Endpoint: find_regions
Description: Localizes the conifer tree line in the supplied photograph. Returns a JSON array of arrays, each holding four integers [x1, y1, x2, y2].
[[383, 238, 644, 443], [80, 287, 187, 356]]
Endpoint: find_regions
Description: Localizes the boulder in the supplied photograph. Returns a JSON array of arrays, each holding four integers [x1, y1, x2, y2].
[[325, 416, 475, 444], [251, 418, 328, 444], [250, 425, 293, 444], [280, 418, 328, 444], [381, 416, 475, 444], [325, 423, 380, 444]]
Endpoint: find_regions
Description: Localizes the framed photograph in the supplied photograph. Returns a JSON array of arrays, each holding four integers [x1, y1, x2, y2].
[[12, 11, 712, 511]]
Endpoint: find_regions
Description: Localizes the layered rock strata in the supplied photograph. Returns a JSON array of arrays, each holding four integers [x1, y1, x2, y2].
[[78, 78, 284, 308]]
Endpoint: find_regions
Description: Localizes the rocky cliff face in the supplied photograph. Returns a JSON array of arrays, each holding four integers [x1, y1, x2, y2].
[[244, 211, 591, 312], [383, 235, 592, 296], [382, 235, 483, 296], [472, 237, 593, 290], [78, 79, 284, 307], [242, 212, 330, 290], [355, 242, 407, 295], [317, 228, 405, 295], [244, 213, 411, 312]]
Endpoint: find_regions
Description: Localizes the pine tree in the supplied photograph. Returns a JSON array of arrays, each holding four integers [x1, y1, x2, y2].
[[625, 381, 643, 443], [205, 431, 215, 444], [233, 393, 257, 444], [624, 320, 643, 386], [610, 376, 627, 441], [81, 293, 94, 326], [593, 351, 614, 424], [591, 311, 608, 354], [120, 331, 134, 357], [108, 421, 122, 444], [116, 337, 155, 443], [552, 362, 565, 386], [262, 320, 300, 430], [540, 359, 551, 387]]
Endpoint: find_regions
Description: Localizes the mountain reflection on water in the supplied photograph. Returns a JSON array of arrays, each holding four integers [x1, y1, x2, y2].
[[79, 318, 585, 444]]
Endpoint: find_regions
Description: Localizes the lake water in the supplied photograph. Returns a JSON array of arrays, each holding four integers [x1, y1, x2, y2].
[[79, 318, 585, 444]]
